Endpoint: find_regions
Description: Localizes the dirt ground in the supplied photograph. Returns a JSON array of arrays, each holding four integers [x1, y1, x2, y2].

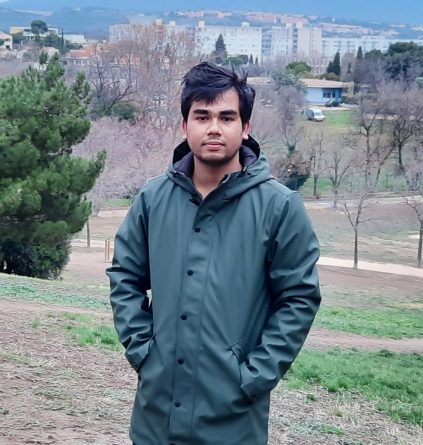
[[1, 205, 422, 444]]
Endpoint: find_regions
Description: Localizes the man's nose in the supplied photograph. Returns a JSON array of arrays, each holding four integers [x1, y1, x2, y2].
[[207, 118, 222, 134]]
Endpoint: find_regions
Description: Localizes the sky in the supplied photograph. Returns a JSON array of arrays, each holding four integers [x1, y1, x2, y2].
[[1, 0, 422, 25]]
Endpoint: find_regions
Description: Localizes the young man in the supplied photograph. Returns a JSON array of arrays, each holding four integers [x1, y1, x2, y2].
[[107, 62, 321, 445]]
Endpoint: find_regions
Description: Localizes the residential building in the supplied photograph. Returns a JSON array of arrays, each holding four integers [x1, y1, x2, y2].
[[302, 78, 353, 104], [322, 35, 423, 58], [0, 31, 13, 50], [194, 21, 262, 62], [9, 25, 59, 40], [262, 23, 322, 63]]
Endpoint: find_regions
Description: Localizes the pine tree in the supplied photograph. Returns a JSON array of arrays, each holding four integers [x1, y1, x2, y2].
[[249, 54, 254, 64], [356, 46, 364, 61], [0, 54, 105, 278], [213, 34, 227, 64], [332, 51, 341, 76]]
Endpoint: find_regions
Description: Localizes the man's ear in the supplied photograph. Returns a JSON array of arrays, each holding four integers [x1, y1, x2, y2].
[[181, 120, 187, 139], [242, 121, 251, 140]]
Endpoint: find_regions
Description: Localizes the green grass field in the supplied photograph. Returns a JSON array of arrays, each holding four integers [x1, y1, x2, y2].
[[285, 349, 423, 426]]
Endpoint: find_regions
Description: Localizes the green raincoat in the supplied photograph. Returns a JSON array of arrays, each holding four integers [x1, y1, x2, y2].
[[107, 136, 321, 445]]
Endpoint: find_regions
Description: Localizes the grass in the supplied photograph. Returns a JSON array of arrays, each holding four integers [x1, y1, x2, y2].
[[284, 348, 423, 426], [315, 306, 423, 339], [0, 275, 110, 310], [323, 109, 355, 129], [291, 419, 345, 437], [59, 312, 121, 351]]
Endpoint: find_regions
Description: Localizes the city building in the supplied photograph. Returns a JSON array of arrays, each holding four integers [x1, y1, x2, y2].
[[322, 35, 423, 58], [0, 31, 13, 50], [194, 21, 262, 63], [9, 25, 59, 40], [302, 78, 352, 104]]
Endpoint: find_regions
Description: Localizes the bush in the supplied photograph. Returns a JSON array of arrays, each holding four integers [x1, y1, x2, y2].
[[0, 240, 70, 279]]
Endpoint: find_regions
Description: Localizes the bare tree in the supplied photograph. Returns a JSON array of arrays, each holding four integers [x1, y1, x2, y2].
[[305, 130, 327, 198], [355, 90, 392, 190], [342, 193, 373, 269], [324, 137, 354, 208], [380, 82, 423, 190], [404, 191, 423, 268]]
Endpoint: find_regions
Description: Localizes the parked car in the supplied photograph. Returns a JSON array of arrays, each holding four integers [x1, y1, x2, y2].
[[325, 99, 341, 107], [305, 107, 326, 122]]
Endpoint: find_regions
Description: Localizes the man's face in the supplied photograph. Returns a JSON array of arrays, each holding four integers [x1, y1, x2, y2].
[[181, 88, 250, 168]]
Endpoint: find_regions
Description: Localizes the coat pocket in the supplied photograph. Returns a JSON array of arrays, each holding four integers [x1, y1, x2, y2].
[[136, 333, 156, 377]]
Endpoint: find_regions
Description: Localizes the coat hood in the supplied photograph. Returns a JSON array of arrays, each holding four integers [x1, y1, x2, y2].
[[167, 135, 273, 200]]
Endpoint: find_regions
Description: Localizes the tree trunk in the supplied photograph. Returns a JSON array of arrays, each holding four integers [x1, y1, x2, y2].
[[313, 176, 318, 198], [333, 188, 338, 209], [353, 228, 358, 269], [86, 219, 91, 248], [418, 226, 423, 269]]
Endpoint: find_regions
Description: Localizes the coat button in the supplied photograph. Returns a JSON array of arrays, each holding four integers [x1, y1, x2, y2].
[[178, 359, 184, 365], [187, 270, 194, 276], [194, 227, 201, 233], [181, 314, 187, 320], [175, 402, 181, 407]]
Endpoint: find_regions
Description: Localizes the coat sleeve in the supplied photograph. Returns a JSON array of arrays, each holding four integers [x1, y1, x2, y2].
[[240, 191, 321, 400], [106, 191, 154, 372]]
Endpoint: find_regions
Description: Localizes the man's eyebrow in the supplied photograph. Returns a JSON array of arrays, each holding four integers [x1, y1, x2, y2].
[[192, 109, 239, 115]]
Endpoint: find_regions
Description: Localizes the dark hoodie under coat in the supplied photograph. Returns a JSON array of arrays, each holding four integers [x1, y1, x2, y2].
[[107, 136, 321, 445]]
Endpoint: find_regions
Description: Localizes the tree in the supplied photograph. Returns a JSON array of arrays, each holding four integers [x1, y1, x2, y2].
[[271, 69, 305, 91], [213, 34, 227, 65], [31, 20, 48, 35], [0, 54, 105, 278], [342, 194, 372, 269], [324, 139, 354, 208], [11, 32, 25, 45], [404, 191, 423, 268], [332, 52, 341, 76], [286, 61, 312, 76], [306, 130, 326, 198]]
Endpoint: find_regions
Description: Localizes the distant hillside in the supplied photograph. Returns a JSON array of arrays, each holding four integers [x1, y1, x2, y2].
[[0, 7, 128, 37], [1, 0, 423, 25]]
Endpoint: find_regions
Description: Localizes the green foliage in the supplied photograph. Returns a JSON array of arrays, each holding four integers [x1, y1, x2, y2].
[[31, 20, 48, 35], [11, 32, 24, 45], [286, 61, 312, 76], [0, 54, 105, 279], [37, 33, 82, 54], [319, 72, 340, 81], [327, 52, 341, 76], [285, 349, 423, 426], [110, 102, 138, 123], [213, 33, 227, 64], [386, 42, 423, 81], [315, 306, 423, 339], [271, 69, 306, 91]]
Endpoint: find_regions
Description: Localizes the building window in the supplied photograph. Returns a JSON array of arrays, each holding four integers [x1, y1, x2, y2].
[[323, 92, 331, 98]]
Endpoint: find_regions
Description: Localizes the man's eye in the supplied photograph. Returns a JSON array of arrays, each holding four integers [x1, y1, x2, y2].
[[222, 117, 234, 122], [196, 116, 207, 121]]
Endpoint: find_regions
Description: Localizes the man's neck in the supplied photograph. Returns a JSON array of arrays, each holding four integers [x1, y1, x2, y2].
[[192, 157, 242, 198]]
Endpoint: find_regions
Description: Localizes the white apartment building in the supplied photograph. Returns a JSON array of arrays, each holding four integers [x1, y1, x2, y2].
[[194, 21, 262, 63], [296, 24, 323, 57], [262, 23, 322, 62], [322, 35, 423, 58], [0, 31, 13, 50]]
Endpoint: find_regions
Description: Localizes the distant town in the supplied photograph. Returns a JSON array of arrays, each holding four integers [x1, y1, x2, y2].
[[0, 8, 423, 76]]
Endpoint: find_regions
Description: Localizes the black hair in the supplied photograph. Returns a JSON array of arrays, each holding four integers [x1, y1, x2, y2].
[[180, 61, 256, 127]]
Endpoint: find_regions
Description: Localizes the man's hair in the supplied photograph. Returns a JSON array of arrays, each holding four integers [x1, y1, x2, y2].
[[181, 62, 256, 127]]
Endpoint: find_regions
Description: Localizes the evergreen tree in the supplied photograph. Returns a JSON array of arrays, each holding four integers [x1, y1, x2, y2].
[[356, 46, 364, 61], [213, 34, 227, 64], [332, 51, 341, 76], [0, 54, 105, 278], [249, 54, 254, 64]]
